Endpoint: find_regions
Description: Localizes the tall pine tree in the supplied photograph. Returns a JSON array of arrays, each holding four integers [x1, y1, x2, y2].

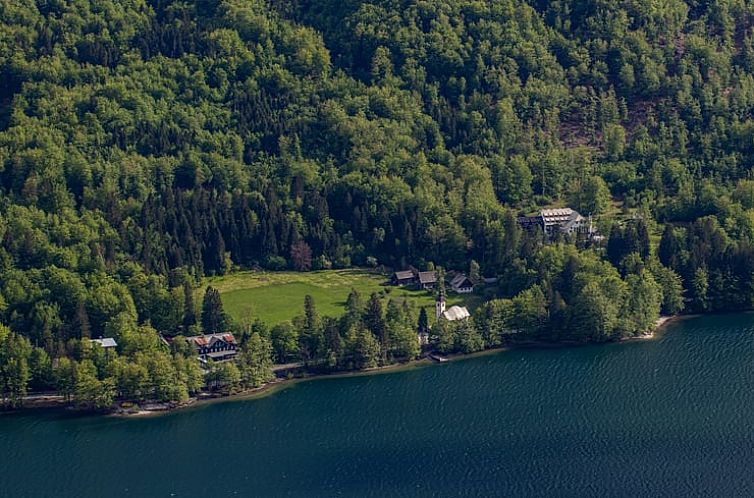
[[201, 287, 227, 334], [183, 280, 197, 333]]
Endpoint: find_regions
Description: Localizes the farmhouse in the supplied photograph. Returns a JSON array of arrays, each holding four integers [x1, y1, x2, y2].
[[185, 333, 238, 363], [392, 269, 416, 286], [391, 267, 438, 290], [417, 271, 438, 290], [450, 274, 474, 294]]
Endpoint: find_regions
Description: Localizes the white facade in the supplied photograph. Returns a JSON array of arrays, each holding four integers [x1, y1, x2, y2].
[[450, 274, 474, 294], [436, 297, 446, 319], [540, 208, 590, 236]]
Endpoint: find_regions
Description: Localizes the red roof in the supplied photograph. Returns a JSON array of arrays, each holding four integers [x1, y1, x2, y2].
[[185, 333, 237, 347]]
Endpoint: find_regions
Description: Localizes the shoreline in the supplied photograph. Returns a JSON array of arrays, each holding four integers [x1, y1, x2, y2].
[[620, 314, 691, 342], [8, 314, 692, 419], [114, 357, 442, 418]]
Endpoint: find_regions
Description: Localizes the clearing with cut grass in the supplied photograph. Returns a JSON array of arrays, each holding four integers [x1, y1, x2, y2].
[[205, 269, 482, 326]]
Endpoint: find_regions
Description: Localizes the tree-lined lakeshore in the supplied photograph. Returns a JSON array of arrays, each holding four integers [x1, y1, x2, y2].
[[0, 261, 677, 414], [7, 308, 683, 418], [4, 0, 754, 412]]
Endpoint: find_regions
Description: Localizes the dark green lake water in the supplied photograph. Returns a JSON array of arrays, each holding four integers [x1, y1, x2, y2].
[[4, 314, 754, 497]]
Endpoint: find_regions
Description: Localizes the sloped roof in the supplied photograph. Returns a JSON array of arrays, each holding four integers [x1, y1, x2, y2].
[[540, 208, 577, 224], [91, 337, 117, 348], [562, 210, 586, 231], [450, 274, 473, 289], [541, 208, 574, 217], [394, 270, 414, 280], [418, 271, 438, 284], [443, 305, 470, 321], [186, 333, 237, 348]]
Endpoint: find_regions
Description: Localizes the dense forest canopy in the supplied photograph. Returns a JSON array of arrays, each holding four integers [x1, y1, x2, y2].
[[2, 0, 754, 406]]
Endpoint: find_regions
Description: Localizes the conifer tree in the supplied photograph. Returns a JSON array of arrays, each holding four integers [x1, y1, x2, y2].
[[182, 280, 197, 332], [344, 288, 363, 327], [636, 220, 651, 260], [469, 260, 481, 284], [74, 301, 91, 340], [436, 267, 446, 299], [299, 295, 322, 362], [201, 287, 227, 334], [364, 293, 387, 362], [418, 307, 429, 334]]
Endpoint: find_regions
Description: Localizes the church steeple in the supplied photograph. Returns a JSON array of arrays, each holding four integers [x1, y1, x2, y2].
[[435, 291, 446, 320]]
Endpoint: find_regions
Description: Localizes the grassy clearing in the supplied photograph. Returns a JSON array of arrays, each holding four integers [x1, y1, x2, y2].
[[205, 269, 482, 326]]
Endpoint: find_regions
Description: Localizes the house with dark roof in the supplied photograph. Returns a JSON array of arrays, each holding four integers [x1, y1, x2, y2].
[[450, 274, 474, 294], [392, 270, 416, 286], [186, 333, 238, 363], [417, 271, 438, 290]]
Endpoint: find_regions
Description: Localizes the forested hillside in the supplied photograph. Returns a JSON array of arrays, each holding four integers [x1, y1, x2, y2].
[[3, 0, 754, 407]]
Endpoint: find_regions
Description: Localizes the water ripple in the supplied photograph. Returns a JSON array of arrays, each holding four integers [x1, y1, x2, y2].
[[4, 314, 754, 497]]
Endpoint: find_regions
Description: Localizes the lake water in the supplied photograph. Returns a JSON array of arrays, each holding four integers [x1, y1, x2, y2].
[[3, 314, 754, 497]]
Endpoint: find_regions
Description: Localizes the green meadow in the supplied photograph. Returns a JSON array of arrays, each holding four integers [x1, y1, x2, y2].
[[205, 269, 481, 326]]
